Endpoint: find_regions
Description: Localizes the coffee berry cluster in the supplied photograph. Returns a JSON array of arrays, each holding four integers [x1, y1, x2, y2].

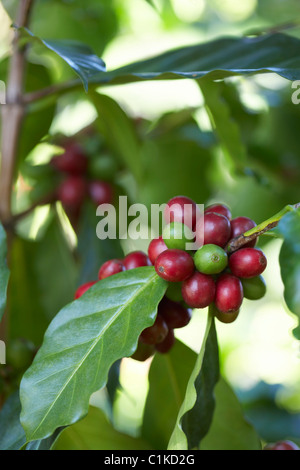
[[51, 140, 114, 216], [74, 196, 267, 361]]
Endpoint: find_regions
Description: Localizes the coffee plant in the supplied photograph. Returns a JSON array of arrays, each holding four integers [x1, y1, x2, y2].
[[0, 0, 300, 452]]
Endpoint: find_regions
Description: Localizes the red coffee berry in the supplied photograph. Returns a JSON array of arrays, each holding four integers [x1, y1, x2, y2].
[[264, 441, 299, 451], [212, 303, 240, 324], [98, 259, 124, 280], [131, 341, 155, 362], [181, 272, 215, 309], [51, 142, 88, 175], [155, 249, 194, 282], [88, 180, 114, 206], [205, 203, 232, 220], [155, 329, 175, 354], [215, 273, 243, 314], [140, 315, 169, 345], [57, 176, 87, 209], [195, 212, 231, 248], [74, 281, 97, 299], [230, 216, 257, 248], [158, 297, 192, 329], [123, 251, 152, 270], [148, 236, 168, 265], [229, 247, 267, 279], [164, 195, 200, 230]]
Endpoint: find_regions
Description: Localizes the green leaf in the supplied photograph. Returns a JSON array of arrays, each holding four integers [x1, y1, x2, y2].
[[54, 406, 152, 450], [0, 223, 9, 322], [277, 208, 300, 339], [142, 340, 197, 450], [92, 33, 300, 85], [181, 316, 220, 449], [168, 312, 219, 450], [199, 80, 247, 173], [91, 93, 142, 183], [20, 267, 167, 442], [19, 28, 106, 92], [201, 379, 262, 450]]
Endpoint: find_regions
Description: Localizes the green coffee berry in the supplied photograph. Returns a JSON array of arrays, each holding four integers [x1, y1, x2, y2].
[[194, 244, 228, 275]]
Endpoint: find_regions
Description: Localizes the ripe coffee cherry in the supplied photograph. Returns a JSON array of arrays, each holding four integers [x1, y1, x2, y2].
[[205, 203, 232, 220], [155, 249, 194, 282], [162, 222, 194, 251], [99, 259, 124, 280], [57, 176, 87, 208], [230, 216, 257, 248], [159, 298, 192, 329], [124, 251, 152, 270], [229, 248, 267, 279], [196, 212, 231, 248], [181, 272, 215, 309], [241, 275, 266, 300], [140, 315, 169, 345], [88, 180, 113, 206], [164, 196, 201, 230], [194, 244, 228, 275], [264, 441, 299, 451], [155, 329, 175, 354], [148, 236, 168, 265], [74, 281, 97, 299], [51, 143, 88, 175], [211, 303, 240, 324], [215, 273, 243, 314], [131, 341, 155, 362]]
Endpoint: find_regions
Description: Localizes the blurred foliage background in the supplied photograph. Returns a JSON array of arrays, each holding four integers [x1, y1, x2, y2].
[[1, 0, 300, 447]]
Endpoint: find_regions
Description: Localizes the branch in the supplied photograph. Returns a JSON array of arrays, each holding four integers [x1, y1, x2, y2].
[[22, 78, 82, 104], [0, 0, 35, 225], [226, 203, 300, 253]]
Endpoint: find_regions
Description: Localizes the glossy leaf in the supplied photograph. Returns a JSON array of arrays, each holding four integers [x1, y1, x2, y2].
[[55, 406, 152, 450], [277, 208, 300, 339], [168, 313, 219, 450], [142, 340, 197, 450], [20, 267, 167, 442], [0, 223, 9, 322], [93, 33, 300, 86], [201, 379, 262, 450], [20, 28, 106, 91]]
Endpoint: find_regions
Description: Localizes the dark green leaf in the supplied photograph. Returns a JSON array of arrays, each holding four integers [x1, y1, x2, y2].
[[54, 406, 152, 450], [0, 223, 9, 322], [142, 340, 197, 450], [0, 392, 26, 451], [20, 267, 167, 442], [277, 208, 300, 339], [181, 317, 219, 449], [201, 379, 262, 450]]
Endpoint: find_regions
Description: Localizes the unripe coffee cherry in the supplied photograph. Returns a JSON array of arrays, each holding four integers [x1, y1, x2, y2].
[[51, 142, 88, 175], [155, 329, 175, 354], [164, 196, 201, 230], [205, 203, 232, 220], [181, 272, 215, 309], [196, 212, 231, 248], [230, 216, 257, 248], [88, 154, 118, 181], [98, 259, 124, 280], [155, 249, 194, 282], [148, 236, 168, 265], [215, 273, 243, 314], [165, 282, 183, 302], [123, 251, 152, 270], [264, 441, 300, 451], [159, 298, 192, 329], [241, 275, 266, 300], [88, 180, 113, 206], [140, 315, 169, 345], [162, 222, 195, 251], [74, 281, 97, 299], [229, 248, 267, 279], [57, 176, 87, 208], [211, 303, 240, 324], [194, 244, 228, 275]]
